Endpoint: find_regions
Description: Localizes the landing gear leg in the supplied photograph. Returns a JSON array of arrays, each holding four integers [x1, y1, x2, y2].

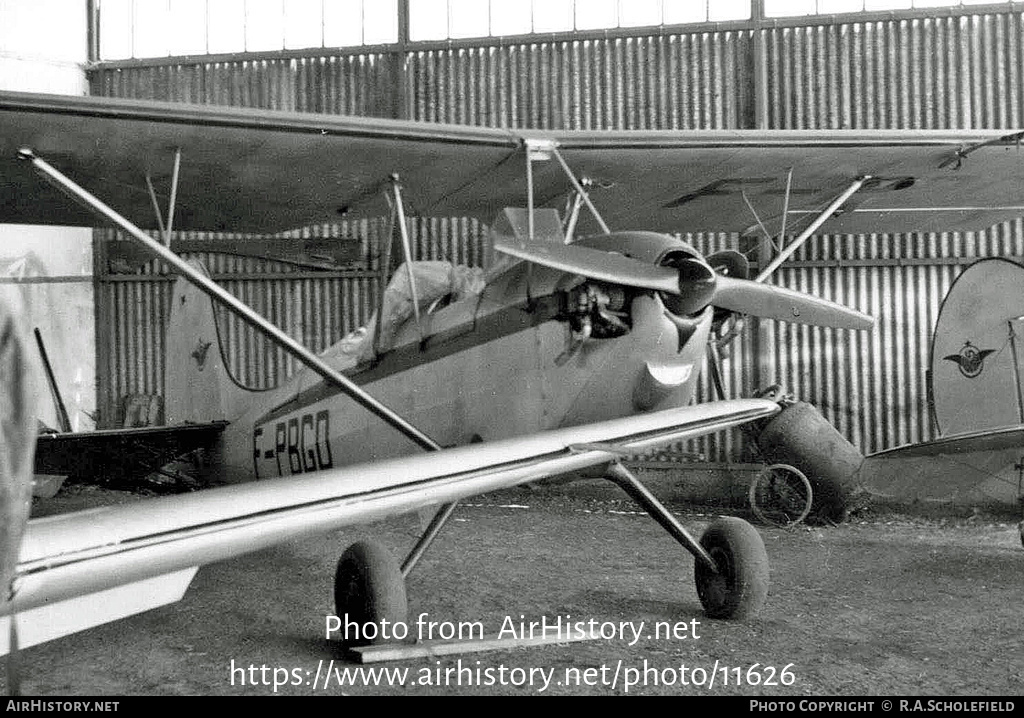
[[400, 502, 458, 576], [605, 462, 769, 620], [332, 500, 461, 648]]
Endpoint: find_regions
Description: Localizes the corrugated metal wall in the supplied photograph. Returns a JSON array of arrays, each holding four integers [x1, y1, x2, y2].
[[406, 33, 753, 129], [91, 53, 401, 115], [762, 13, 1024, 129], [89, 7, 1024, 460]]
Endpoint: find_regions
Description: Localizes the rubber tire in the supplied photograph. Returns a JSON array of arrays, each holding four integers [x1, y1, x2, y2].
[[334, 540, 408, 647], [694, 517, 770, 620]]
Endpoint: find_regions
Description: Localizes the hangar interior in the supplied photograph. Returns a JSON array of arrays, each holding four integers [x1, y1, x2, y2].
[[4, 0, 1024, 496]]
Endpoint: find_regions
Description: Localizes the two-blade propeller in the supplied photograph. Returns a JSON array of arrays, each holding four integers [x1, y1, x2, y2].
[[493, 236, 873, 331]]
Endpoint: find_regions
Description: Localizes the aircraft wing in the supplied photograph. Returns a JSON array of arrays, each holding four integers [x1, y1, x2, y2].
[[1, 91, 1023, 235], [859, 425, 1024, 505], [1, 398, 777, 653], [34, 422, 228, 485]]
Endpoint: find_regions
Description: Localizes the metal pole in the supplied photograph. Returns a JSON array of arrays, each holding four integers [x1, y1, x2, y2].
[[20, 149, 441, 453], [34, 328, 72, 433], [754, 176, 869, 283]]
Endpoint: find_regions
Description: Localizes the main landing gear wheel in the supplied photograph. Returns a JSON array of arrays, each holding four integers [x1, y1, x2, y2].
[[749, 463, 813, 528], [334, 540, 408, 647], [694, 517, 769, 620]]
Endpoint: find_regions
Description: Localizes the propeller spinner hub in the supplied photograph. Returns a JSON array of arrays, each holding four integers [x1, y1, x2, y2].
[[661, 254, 717, 317]]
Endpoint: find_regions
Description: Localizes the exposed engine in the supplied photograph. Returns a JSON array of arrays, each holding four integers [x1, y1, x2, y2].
[[555, 282, 631, 365], [560, 281, 630, 339]]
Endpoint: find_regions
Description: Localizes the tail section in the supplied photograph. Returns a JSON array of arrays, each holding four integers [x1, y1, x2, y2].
[[930, 258, 1024, 436], [165, 260, 257, 425]]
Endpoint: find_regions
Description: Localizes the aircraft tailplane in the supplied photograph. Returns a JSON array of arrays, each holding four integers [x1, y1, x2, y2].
[[165, 260, 257, 424]]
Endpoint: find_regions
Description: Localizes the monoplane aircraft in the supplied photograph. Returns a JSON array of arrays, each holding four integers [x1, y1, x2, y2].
[[0, 91, 1021, 658]]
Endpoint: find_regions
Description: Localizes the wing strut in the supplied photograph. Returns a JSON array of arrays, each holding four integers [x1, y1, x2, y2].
[[18, 149, 441, 455], [392, 176, 424, 344], [144, 148, 181, 246], [375, 175, 425, 351], [561, 178, 589, 244], [754, 176, 870, 283], [550, 145, 610, 234], [521, 138, 611, 241]]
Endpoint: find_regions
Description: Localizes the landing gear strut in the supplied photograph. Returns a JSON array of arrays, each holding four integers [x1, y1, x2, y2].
[[605, 463, 769, 620], [332, 462, 770, 649]]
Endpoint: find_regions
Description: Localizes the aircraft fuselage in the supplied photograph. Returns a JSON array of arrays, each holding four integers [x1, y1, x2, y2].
[[217, 260, 711, 482]]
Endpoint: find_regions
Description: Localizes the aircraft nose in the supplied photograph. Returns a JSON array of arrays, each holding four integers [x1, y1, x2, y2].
[[660, 257, 717, 317]]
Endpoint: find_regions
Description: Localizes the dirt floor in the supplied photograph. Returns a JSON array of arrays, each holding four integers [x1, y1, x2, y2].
[[8, 481, 1024, 696]]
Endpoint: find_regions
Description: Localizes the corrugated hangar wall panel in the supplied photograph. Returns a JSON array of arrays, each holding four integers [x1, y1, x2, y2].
[[90, 52, 398, 115], [762, 12, 1024, 129], [407, 33, 753, 128], [100, 266, 171, 414]]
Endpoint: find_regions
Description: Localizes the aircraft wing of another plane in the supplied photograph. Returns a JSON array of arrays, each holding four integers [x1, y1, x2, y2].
[[34, 422, 228, 485], [2, 398, 777, 653], [859, 425, 1024, 505], [0, 91, 1023, 236]]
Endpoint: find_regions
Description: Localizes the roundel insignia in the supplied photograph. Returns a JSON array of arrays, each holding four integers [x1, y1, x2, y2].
[[943, 340, 996, 379]]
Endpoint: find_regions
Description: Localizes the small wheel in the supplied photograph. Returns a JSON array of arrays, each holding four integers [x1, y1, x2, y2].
[[694, 517, 769, 620], [749, 463, 813, 528], [334, 540, 408, 647]]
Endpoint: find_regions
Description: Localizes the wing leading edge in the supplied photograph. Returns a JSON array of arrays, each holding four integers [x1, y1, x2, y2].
[[1, 91, 1022, 235], [1, 398, 777, 653]]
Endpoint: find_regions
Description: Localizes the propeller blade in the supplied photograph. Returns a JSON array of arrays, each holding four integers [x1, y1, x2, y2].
[[494, 236, 873, 331], [494, 237, 680, 294], [714, 276, 874, 331]]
